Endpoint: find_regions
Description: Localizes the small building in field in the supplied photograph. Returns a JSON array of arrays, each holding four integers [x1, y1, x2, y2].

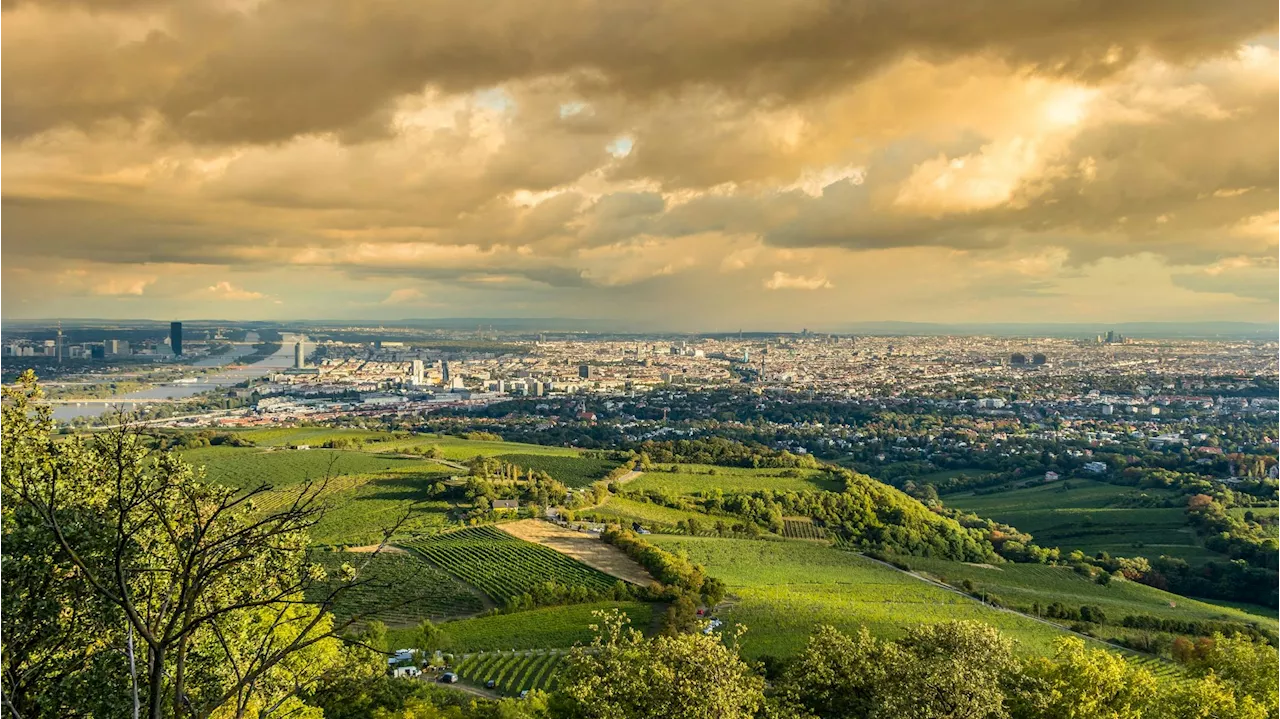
[[492, 499, 519, 512], [1044, 471, 1060, 482]]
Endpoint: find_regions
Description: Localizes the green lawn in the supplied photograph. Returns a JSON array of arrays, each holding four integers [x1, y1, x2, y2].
[[648, 535, 1076, 659], [943, 480, 1211, 564], [628, 464, 840, 495]]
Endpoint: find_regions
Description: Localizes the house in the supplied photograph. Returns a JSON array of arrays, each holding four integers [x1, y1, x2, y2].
[[1044, 471, 1060, 482], [492, 499, 519, 511], [1082, 461, 1108, 474], [391, 666, 421, 679]]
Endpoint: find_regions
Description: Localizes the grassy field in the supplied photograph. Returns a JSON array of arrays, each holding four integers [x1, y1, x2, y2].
[[495, 453, 622, 488], [648, 535, 1076, 659], [390, 601, 655, 652], [304, 550, 483, 625], [454, 651, 565, 696], [628, 464, 840, 495], [402, 526, 622, 604], [942, 480, 1212, 564]]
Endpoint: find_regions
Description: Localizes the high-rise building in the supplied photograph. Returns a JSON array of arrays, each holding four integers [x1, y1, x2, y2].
[[441, 360, 451, 385], [170, 322, 183, 356], [294, 340, 306, 369], [105, 339, 130, 356], [578, 364, 595, 379], [411, 359, 425, 386]]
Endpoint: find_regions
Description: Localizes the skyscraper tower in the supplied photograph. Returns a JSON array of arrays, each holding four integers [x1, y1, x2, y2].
[[294, 339, 306, 369], [170, 322, 183, 356], [56, 321, 64, 364], [441, 360, 451, 385], [411, 359, 425, 386]]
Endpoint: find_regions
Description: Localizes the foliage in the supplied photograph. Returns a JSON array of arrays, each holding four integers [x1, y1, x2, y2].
[[551, 610, 766, 719]]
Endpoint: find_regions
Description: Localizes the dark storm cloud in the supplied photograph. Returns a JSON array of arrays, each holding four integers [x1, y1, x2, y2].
[[3, 0, 1274, 143]]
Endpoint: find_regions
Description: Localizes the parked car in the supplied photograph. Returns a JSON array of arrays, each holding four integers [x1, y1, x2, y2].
[[439, 672, 459, 684], [485, 679, 497, 689]]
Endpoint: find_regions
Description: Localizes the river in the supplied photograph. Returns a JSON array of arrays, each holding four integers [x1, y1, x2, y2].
[[52, 333, 300, 421]]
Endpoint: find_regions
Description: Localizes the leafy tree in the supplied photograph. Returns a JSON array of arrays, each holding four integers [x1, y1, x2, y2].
[[1, 372, 390, 719], [553, 610, 765, 719], [780, 625, 894, 719], [880, 621, 1019, 719], [1012, 638, 1157, 719]]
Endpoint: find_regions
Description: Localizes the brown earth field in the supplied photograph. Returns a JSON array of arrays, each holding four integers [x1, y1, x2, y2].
[[496, 519, 655, 586]]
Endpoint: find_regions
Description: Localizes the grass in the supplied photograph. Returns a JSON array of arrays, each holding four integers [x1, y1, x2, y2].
[[402, 526, 622, 604], [943, 480, 1211, 564], [495, 454, 622, 488], [648, 535, 1077, 659], [304, 550, 483, 625], [396, 601, 654, 653], [455, 651, 565, 696], [628, 464, 841, 495], [223, 427, 581, 460], [781, 517, 828, 540]]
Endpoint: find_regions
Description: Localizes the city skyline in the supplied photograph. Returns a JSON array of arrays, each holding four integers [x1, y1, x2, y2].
[[3, 1, 1277, 326]]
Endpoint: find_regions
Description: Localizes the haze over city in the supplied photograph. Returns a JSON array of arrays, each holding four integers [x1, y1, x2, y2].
[[3, 1, 1277, 327]]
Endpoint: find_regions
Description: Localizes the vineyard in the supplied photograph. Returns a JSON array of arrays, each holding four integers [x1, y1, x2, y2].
[[420, 601, 656, 653], [649, 535, 1076, 658], [402, 526, 620, 604], [781, 517, 828, 540], [628, 464, 840, 495], [304, 551, 483, 624], [183, 446, 426, 490], [454, 651, 565, 696], [495, 453, 622, 488]]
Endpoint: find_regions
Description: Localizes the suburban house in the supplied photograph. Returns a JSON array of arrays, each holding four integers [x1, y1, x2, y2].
[[1044, 471, 1060, 482], [492, 499, 519, 512]]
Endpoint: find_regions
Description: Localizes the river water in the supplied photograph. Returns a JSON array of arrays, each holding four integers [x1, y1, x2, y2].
[[52, 333, 300, 421]]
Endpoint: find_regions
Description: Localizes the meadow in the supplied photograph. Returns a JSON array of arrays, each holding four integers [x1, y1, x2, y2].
[[304, 550, 483, 625], [628, 464, 841, 495], [943, 480, 1211, 563], [402, 526, 621, 604], [648, 535, 1076, 658]]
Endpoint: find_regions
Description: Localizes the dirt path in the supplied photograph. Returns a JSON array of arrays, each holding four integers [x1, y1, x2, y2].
[[497, 519, 655, 586], [344, 544, 408, 554], [614, 469, 644, 485]]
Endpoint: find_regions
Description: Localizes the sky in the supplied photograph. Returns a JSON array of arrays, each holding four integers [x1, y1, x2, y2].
[[2, 1, 1277, 330]]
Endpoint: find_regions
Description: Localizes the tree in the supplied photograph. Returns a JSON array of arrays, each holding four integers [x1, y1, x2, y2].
[[1, 372, 390, 719], [414, 619, 447, 655], [879, 621, 1019, 719], [1012, 637, 1156, 719], [1185, 633, 1279, 716], [553, 610, 765, 719], [780, 625, 894, 719]]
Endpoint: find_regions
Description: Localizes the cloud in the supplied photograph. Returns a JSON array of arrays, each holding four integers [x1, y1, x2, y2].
[[204, 281, 265, 300], [764, 271, 833, 290], [1, 1, 1275, 324], [380, 287, 429, 305]]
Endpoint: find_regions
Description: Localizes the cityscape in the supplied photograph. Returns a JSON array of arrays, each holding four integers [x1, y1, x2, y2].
[[2, 0, 1276, 717]]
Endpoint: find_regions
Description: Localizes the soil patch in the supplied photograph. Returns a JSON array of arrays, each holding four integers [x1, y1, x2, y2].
[[497, 519, 655, 586]]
